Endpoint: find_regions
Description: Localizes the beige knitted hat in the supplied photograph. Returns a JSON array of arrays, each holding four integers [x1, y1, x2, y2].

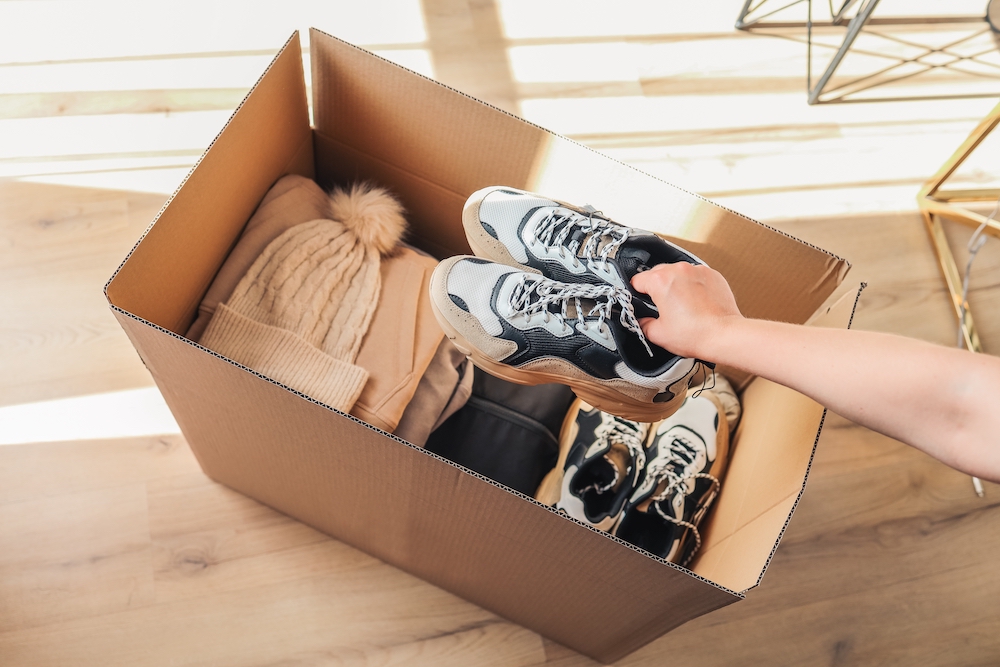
[[200, 182, 407, 412]]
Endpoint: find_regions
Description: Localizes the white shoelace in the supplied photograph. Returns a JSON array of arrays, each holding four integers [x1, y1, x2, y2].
[[645, 432, 720, 566], [580, 418, 647, 494], [532, 207, 630, 271], [508, 274, 653, 356]]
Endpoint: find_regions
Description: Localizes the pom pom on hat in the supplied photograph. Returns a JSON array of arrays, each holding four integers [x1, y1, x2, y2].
[[329, 182, 407, 256]]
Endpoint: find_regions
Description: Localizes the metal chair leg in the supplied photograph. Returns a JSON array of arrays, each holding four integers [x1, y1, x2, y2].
[[808, 0, 882, 104]]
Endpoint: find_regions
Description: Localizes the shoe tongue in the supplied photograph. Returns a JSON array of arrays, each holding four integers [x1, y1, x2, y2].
[[538, 291, 600, 321], [594, 234, 616, 255], [546, 208, 588, 249], [563, 297, 599, 320], [635, 436, 697, 512], [637, 479, 682, 515], [668, 434, 700, 470], [599, 442, 633, 492], [568, 227, 589, 249]]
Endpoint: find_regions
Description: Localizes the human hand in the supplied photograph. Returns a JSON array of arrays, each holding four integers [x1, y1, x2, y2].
[[631, 262, 744, 360]]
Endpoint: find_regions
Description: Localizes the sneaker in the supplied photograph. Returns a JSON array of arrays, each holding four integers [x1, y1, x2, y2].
[[462, 186, 705, 319], [614, 391, 730, 566], [428, 255, 698, 422], [536, 399, 650, 531]]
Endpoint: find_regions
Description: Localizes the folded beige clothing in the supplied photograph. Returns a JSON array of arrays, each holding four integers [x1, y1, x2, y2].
[[350, 244, 459, 434], [392, 338, 473, 446], [189, 174, 470, 443]]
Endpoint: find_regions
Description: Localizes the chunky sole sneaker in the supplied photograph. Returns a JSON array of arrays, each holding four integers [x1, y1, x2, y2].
[[614, 390, 730, 566], [463, 186, 705, 319], [536, 399, 650, 531], [429, 255, 699, 423]]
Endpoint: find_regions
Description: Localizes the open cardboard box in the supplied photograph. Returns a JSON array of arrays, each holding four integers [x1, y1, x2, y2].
[[105, 30, 857, 663]]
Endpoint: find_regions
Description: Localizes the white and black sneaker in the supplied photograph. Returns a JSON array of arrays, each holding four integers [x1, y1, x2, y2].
[[463, 186, 705, 319], [429, 256, 699, 422], [614, 392, 730, 566], [536, 399, 650, 531]]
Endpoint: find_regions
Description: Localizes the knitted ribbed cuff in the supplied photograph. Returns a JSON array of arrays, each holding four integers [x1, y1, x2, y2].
[[200, 303, 369, 413]]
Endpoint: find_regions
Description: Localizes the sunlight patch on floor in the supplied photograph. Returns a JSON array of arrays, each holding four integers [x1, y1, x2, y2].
[[0, 0, 432, 195], [0, 387, 180, 446]]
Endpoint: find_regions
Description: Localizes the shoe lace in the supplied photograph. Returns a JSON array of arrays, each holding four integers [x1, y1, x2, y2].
[[645, 431, 721, 566], [533, 206, 630, 271], [508, 274, 653, 356], [579, 418, 647, 494]]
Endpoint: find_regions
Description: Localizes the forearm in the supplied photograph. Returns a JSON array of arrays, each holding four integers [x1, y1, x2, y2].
[[631, 263, 1000, 480], [705, 318, 1000, 482]]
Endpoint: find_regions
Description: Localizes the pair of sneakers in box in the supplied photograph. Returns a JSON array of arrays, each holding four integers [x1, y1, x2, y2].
[[429, 186, 732, 564], [429, 186, 708, 423], [536, 389, 731, 566]]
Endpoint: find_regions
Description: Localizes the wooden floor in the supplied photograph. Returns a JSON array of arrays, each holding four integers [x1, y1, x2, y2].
[[2, 1, 1000, 665]]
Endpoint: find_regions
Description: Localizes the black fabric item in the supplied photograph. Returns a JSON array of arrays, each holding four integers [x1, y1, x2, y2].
[[425, 368, 575, 496]]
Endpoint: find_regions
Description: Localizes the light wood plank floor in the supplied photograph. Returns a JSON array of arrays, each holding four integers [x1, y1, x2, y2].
[[2, 1, 999, 665]]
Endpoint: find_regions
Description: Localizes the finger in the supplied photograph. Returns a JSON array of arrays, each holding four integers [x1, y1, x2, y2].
[[639, 317, 655, 338], [631, 263, 669, 292], [631, 270, 651, 293]]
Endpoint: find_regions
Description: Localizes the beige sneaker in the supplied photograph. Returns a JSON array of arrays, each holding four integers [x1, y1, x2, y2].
[[536, 399, 651, 532], [462, 185, 706, 320], [429, 255, 700, 423], [614, 391, 731, 566]]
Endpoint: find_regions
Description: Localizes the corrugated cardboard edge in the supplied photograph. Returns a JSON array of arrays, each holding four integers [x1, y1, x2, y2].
[[102, 32, 304, 302], [109, 302, 745, 603], [739, 282, 867, 595], [309, 28, 850, 272]]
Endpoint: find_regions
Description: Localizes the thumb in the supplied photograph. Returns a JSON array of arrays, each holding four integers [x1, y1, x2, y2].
[[638, 316, 656, 338]]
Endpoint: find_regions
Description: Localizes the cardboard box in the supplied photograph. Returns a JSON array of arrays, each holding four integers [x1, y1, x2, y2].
[[105, 30, 857, 663]]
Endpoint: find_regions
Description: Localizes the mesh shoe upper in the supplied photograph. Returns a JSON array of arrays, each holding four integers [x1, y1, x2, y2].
[[464, 186, 706, 319], [615, 393, 729, 565]]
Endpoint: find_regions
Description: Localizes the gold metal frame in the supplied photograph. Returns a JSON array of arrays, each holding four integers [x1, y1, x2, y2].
[[917, 100, 1000, 354]]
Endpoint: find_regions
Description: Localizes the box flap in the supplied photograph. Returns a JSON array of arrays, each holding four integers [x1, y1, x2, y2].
[[693, 285, 864, 593], [105, 33, 312, 333], [309, 29, 849, 329], [309, 28, 549, 260]]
